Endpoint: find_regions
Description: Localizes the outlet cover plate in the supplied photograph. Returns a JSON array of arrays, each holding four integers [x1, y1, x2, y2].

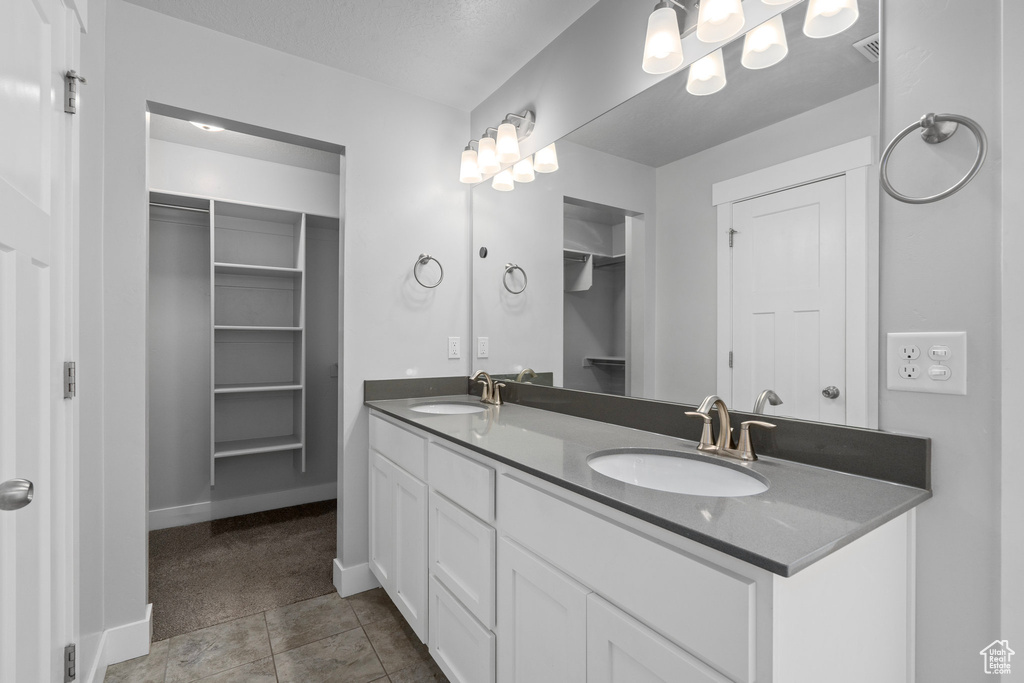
[[886, 332, 966, 395]]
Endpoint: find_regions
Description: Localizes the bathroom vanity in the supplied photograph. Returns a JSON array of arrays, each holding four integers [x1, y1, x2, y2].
[[364, 389, 929, 683]]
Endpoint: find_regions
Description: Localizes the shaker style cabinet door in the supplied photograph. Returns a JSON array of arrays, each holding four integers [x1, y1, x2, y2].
[[497, 538, 590, 683]]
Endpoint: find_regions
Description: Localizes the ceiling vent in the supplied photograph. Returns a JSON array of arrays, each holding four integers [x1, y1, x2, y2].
[[853, 33, 880, 63]]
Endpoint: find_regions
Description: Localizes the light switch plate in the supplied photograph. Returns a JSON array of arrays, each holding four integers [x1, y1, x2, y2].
[[886, 332, 966, 395]]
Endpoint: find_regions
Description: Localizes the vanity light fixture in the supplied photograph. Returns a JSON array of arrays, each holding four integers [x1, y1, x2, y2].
[[686, 48, 727, 95], [803, 0, 859, 38], [741, 15, 788, 69], [492, 168, 515, 192], [190, 121, 224, 132], [642, 1, 684, 74], [512, 156, 536, 183], [460, 143, 483, 184], [534, 143, 559, 173], [496, 120, 522, 163], [477, 136, 501, 175], [695, 0, 745, 44]]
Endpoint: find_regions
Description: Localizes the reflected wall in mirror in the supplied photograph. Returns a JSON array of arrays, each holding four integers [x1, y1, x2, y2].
[[472, 0, 879, 427]]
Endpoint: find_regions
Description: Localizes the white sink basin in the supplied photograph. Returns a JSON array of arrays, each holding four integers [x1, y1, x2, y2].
[[588, 449, 768, 497], [409, 402, 487, 415]]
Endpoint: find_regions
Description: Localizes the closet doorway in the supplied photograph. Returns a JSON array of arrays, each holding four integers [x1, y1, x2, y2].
[[145, 108, 345, 641]]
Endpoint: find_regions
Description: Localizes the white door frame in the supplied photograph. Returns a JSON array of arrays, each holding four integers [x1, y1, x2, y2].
[[712, 137, 878, 428]]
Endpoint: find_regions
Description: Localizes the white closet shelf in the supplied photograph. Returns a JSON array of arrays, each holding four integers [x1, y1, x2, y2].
[[214, 262, 302, 278], [214, 382, 303, 394], [214, 325, 303, 332], [584, 356, 626, 367], [214, 434, 303, 458]]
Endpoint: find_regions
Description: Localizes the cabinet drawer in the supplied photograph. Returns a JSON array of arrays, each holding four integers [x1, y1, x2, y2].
[[588, 594, 731, 683], [429, 491, 496, 629], [370, 413, 426, 480], [429, 576, 496, 683], [499, 475, 756, 683], [428, 441, 495, 522]]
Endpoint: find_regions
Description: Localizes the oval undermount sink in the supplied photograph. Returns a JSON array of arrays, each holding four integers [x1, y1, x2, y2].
[[409, 402, 487, 415], [588, 449, 769, 497]]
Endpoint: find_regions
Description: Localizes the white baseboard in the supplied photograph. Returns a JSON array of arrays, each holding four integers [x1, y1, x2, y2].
[[149, 483, 337, 530], [84, 604, 153, 683], [334, 558, 380, 597]]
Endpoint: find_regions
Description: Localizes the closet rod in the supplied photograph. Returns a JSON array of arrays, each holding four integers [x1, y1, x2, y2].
[[149, 202, 210, 213]]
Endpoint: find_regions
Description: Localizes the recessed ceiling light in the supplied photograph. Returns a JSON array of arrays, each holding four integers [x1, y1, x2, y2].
[[190, 121, 224, 132]]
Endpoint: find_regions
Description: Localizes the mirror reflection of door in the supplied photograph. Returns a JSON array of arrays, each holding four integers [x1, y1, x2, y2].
[[731, 176, 847, 423]]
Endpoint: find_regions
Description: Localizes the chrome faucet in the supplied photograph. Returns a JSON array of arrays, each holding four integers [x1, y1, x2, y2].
[[515, 367, 537, 382], [753, 389, 783, 414], [686, 395, 776, 461], [470, 370, 504, 405]]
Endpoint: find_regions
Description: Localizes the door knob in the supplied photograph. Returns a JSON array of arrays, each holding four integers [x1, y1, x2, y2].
[[821, 386, 841, 399], [0, 478, 34, 511]]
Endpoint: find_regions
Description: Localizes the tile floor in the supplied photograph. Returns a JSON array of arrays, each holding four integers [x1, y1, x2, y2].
[[104, 588, 449, 683]]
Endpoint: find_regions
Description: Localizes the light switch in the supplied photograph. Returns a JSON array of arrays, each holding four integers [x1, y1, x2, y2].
[[886, 332, 966, 395]]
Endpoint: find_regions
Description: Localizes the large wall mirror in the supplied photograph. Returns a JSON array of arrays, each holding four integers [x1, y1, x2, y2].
[[472, 0, 879, 427]]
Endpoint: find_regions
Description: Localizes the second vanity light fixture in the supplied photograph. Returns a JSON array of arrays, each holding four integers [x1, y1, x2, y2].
[[642, 0, 860, 95], [459, 109, 560, 191]]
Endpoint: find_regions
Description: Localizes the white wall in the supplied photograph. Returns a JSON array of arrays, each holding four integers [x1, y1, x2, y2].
[[471, 141, 654, 384], [472, 0, 1005, 678], [655, 85, 878, 405], [93, 0, 470, 642]]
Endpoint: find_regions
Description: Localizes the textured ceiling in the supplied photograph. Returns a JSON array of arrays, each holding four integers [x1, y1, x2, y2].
[[122, 0, 601, 110], [565, 2, 879, 167], [149, 114, 342, 173]]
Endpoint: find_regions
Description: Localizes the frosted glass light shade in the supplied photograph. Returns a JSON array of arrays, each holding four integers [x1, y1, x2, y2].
[[642, 4, 684, 74], [742, 15, 788, 69], [477, 137, 501, 175], [492, 168, 515, 192], [534, 143, 559, 173], [513, 156, 535, 183], [496, 121, 521, 163], [696, 0, 745, 43], [687, 48, 727, 96], [803, 0, 859, 38], [460, 147, 482, 183]]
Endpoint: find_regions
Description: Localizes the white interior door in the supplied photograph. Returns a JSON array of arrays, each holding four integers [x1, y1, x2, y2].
[[0, 0, 77, 680], [730, 176, 847, 423]]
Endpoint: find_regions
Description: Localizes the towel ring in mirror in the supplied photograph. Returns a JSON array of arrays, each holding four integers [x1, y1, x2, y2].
[[880, 113, 987, 205], [413, 253, 444, 288], [503, 263, 527, 294]]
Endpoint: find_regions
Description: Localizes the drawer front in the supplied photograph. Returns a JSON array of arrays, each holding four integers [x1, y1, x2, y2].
[[587, 594, 732, 683], [429, 576, 496, 683], [499, 474, 756, 683], [429, 491, 496, 629], [428, 441, 495, 522], [370, 413, 426, 480]]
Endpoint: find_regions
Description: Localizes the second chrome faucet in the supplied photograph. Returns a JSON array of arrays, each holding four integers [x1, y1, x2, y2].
[[686, 395, 775, 461], [470, 370, 505, 406]]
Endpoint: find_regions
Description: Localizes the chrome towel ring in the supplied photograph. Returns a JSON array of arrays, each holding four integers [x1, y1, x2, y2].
[[413, 253, 444, 288], [503, 263, 527, 294], [880, 112, 987, 205]]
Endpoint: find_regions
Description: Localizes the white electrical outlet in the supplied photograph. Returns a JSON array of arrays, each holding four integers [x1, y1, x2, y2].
[[448, 336, 461, 359], [477, 336, 489, 358], [886, 332, 966, 395]]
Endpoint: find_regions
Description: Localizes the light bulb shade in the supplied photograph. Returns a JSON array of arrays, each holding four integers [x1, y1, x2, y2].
[[492, 168, 515, 192], [642, 5, 684, 74], [696, 0, 745, 43], [477, 137, 501, 175], [496, 122, 521, 163], [686, 48, 727, 95], [513, 156, 535, 183], [460, 147, 482, 183], [534, 143, 559, 173], [803, 0, 859, 38], [741, 15, 788, 69]]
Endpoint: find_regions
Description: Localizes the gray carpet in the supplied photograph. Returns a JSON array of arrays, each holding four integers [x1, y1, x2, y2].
[[149, 499, 337, 642]]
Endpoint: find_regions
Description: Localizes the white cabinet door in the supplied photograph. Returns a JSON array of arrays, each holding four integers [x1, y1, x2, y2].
[[587, 595, 732, 683], [429, 576, 496, 683], [429, 491, 496, 628], [497, 538, 590, 683], [368, 451, 428, 642]]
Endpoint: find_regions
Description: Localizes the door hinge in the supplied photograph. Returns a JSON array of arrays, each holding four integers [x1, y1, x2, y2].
[[64, 361, 76, 399], [64, 71, 87, 114], [728, 229, 738, 247], [64, 643, 76, 681], [729, 351, 733, 368]]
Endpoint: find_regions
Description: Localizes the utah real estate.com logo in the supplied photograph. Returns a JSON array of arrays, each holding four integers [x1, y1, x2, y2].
[[980, 640, 1014, 675]]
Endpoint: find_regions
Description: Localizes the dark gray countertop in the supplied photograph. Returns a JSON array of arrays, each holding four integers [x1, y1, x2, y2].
[[366, 395, 931, 577]]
